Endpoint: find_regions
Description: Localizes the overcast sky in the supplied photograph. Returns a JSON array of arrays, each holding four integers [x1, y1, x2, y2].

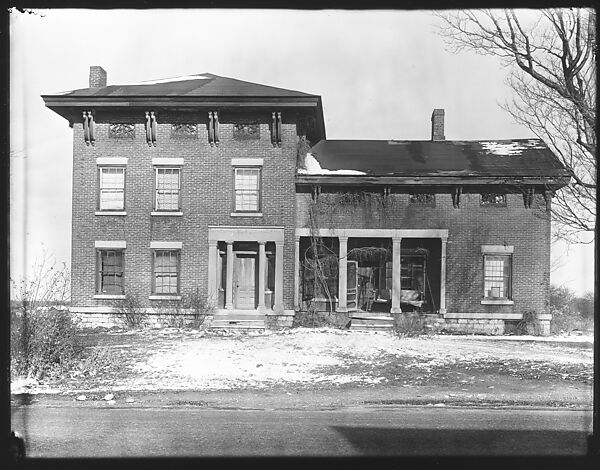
[[9, 8, 594, 295]]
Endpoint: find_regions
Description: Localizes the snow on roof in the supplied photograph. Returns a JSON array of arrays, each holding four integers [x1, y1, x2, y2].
[[298, 153, 366, 176], [481, 140, 546, 156], [128, 74, 211, 86]]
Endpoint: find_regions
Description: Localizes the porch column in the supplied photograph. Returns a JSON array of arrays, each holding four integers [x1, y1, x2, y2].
[[225, 240, 234, 310], [294, 236, 300, 310], [391, 237, 402, 313], [439, 237, 447, 314], [257, 241, 267, 311], [273, 241, 284, 313], [337, 236, 348, 313], [207, 241, 218, 305]]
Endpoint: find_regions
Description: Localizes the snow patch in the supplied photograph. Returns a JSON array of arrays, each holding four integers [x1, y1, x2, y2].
[[298, 153, 366, 175], [130, 75, 210, 85], [481, 140, 546, 156]]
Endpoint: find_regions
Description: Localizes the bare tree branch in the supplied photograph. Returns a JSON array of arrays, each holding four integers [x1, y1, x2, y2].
[[436, 8, 596, 243]]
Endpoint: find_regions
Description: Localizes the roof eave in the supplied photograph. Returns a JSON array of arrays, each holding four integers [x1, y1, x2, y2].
[[295, 174, 571, 188]]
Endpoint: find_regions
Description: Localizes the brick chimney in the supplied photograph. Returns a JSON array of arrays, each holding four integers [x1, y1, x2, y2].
[[89, 66, 107, 88], [431, 109, 445, 141]]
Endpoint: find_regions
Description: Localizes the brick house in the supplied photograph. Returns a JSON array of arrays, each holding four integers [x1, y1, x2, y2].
[[43, 67, 571, 334]]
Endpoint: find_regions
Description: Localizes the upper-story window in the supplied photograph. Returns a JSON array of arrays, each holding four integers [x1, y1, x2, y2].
[[99, 167, 125, 211], [481, 193, 506, 206], [155, 168, 181, 211], [409, 192, 435, 205], [234, 167, 261, 212]]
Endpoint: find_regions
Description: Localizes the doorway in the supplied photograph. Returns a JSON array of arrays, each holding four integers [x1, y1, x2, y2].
[[234, 253, 257, 309]]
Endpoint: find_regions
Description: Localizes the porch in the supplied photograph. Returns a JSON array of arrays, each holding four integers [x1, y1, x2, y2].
[[294, 228, 449, 330], [207, 226, 289, 330]]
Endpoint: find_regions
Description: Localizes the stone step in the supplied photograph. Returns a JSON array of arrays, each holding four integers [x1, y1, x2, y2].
[[211, 319, 265, 326], [350, 324, 394, 332], [352, 313, 394, 321], [212, 314, 266, 322], [351, 317, 394, 325]]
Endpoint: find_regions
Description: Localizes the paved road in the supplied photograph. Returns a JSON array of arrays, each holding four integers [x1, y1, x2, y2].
[[11, 405, 593, 457]]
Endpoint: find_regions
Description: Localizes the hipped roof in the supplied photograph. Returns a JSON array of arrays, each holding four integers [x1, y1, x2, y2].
[[302, 139, 571, 178]]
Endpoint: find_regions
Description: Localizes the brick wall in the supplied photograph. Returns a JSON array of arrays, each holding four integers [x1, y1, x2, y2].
[[296, 190, 551, 317], [71, 111, 300, 311]]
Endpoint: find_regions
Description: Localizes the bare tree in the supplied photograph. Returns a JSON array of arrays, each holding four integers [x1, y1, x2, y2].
[[436, 8, 596, 243], [11, 249, 71, 317]]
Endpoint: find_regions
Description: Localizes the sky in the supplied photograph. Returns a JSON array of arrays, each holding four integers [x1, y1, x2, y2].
[[9, 8, 595, 296]]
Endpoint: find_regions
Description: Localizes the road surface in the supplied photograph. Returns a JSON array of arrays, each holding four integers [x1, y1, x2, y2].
[[11, 404, 593, 457]]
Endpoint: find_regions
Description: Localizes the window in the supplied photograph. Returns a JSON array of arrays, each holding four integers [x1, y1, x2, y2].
[[99, 167, 125, 210], [234, 167, 261, 212], [409, 193, 435, 205], [155, 168, 180, 211], [153, 250, 180, 294], [97, 250, 124, 294], [483, 255, 511, 299], [481, 193, 506, 205]]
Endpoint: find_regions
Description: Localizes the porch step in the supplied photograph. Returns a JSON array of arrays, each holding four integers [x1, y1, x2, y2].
[[350, 316, 394, 332], [209, 314, 266, 331], [212, 314, 266, 322], [351, 312, 394, 321]]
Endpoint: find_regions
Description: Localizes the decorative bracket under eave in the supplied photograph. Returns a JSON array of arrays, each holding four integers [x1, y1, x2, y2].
[[271, 111, 282, 147], [452, 186, 462, 208], [145, 111, 157, 146], [83, 110, 95, 146], [208, 111, 220, 146], [543, 190, 554, 212], [311, 184, 321, 201], [523, 187, 535, 208]]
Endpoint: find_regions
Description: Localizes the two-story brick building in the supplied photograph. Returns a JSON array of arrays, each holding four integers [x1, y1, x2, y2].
[[43, 67, 571, 334]]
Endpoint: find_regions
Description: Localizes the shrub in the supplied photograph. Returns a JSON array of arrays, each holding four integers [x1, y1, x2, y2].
[[116, 293, 146, 328], [11, 307, 83, 379], [292, 304, 350, 329], [549, 285, 594, 334], [393, 313, 426, 337], [515, 311, 542, 336], [183, 288, 215, 328]]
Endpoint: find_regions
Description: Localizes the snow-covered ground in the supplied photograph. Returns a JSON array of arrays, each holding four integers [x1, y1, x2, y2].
[[11, 329, 593, 394]]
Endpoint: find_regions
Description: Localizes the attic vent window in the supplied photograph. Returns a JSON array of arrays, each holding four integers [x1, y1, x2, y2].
[[109, 124, 135, 138], [409, 193, 435, 205], [171, 124, 198, 138], [233, 123, 260, 140], [481, 193, 506, 206]]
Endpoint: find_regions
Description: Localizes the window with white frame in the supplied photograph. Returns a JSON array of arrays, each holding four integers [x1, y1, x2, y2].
[[155, 167, 180, 211], [97, 250, 124, 294], [234, 167, 261, 212], [152, 250, 180, 294], [483, 254, 512, 299], [99, 167, 125, 210]]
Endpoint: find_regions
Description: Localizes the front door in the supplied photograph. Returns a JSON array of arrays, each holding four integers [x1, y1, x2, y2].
[[234, 254, 256, 309]]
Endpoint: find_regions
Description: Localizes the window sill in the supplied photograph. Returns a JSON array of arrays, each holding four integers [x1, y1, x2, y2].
[[94, 294, 126, 300], [95, 211, 127, 216], [481, 299, 514, 305], [151, 211, 183, 217], [149, 295, 182, 301], [230, 212, 263, 217]]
